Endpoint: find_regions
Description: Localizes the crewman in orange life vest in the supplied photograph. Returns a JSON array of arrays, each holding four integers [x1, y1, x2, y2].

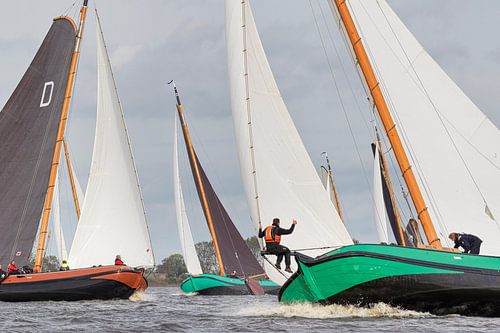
[[258, 218, 297, 273]]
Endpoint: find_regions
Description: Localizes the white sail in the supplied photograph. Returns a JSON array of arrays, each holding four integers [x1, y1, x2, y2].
[[68, 15, 154, 268], [332, 0, 500, 253], [225, 0, 352, 284], [173, 117, 203, 275], [52, 169, 68, 262], [373, 144, 389, 243]]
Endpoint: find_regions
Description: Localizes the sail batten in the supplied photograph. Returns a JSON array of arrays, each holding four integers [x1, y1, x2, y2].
[[68, 13, 154, 268]]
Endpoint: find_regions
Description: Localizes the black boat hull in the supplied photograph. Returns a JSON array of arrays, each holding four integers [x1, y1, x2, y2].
[[325, 272, 500, 317], [0, 265, 147, 302]]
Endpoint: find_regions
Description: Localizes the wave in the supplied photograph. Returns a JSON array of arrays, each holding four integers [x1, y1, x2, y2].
[[237, 302, 430, 319]]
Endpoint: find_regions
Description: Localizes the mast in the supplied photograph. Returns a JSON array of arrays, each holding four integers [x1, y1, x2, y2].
[[34, 0, 89, 272], [63, 139, 81, 219], [321, 152, 344, 222], [331, 0, 441, 247], [172, 83, 226, 276]]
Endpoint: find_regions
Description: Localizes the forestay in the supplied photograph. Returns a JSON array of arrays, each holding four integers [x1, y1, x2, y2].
[[339, 0, 500, 254], [225, 0, 352, 284], [0, 18, 75, 266], [68, 15, 154, 268], [174, 118, 203, 275]]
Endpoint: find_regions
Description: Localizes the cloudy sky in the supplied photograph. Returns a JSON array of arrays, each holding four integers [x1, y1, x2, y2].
[[1, 1, 499, 262]]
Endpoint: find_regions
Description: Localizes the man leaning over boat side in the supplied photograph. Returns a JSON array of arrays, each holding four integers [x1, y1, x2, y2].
[[448, 232, 482, 254], [258, 218, 297, 273]]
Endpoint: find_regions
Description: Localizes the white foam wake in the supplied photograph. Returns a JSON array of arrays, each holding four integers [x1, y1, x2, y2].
[[129, 290, 156, 302], [238, 302, 430, 319]]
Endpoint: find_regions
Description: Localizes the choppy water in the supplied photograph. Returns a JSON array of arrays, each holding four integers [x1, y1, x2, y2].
[[0, 287, 499, 332]]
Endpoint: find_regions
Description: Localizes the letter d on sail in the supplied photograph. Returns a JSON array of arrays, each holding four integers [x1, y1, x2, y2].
[[40, 81, 54, 107]]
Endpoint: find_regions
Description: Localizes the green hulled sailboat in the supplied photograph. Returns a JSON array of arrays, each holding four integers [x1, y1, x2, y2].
[[171, 84, 279, 295], [225, 0, 500, 316]]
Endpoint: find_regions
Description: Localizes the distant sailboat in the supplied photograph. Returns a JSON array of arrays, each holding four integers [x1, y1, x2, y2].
[[0, 1, 150, 301], [173, 117, 203, 276], [372, 143, 389, 244], [171, 84, 279, 295], [273, 0, 500, 317]]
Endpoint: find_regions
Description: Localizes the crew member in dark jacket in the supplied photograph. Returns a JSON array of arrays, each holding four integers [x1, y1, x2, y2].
[[449, 232, 482, 254], [258, 218, 297, 273]]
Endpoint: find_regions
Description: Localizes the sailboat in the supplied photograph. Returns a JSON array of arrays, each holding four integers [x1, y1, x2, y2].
[[0, 1, 152, 301], [225, 0, 353, 287], [226, 0, 500, 317], [172, 84, 279, 295]]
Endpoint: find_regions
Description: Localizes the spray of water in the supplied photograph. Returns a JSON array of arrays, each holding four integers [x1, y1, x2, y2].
[[238, 302, 430, 319], [129, 290, 156, 302]]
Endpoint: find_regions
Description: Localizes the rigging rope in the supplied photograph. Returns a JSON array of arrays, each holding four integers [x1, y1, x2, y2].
[[261, 253, 288, 279], [309, 0, 376, 229]]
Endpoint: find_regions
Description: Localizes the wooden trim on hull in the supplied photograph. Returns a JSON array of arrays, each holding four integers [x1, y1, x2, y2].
[[0, 265, 146, 302]]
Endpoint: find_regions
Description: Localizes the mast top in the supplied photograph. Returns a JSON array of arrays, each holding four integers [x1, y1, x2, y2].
[[168, 80, 182, 106]]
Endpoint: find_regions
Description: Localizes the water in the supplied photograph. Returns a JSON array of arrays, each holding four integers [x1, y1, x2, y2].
[[0, 287, 498, 332]]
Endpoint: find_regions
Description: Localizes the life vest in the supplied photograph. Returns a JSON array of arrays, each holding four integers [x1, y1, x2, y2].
[[60, 262, 69, 271], [264, 226, 281, 244], [115, 259, 125, 266]]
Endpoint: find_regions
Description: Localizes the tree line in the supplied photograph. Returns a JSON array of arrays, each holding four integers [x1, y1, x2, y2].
[[153, 236, 261, 284]]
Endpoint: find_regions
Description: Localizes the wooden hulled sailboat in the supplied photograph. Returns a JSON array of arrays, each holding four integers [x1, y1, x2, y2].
[[172, 84, 279, 295], [226, 0, 500, 316], [0, 1, 152, 301]]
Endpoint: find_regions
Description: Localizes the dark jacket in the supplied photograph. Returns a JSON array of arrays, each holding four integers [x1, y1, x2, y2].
[[258, 224, 295, 239], [454, 233, 482, 253]]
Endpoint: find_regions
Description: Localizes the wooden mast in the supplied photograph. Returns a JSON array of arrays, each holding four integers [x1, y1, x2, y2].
[[332, 0, 441, 247], [376, 140, 406, 246], [63, 139, 81, 219], [172, 83, 226, 276], [34, 0, 89, 272]]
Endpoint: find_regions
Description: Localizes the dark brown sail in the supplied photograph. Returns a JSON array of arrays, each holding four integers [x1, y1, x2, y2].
[[0, 18, 76, 265], [193, 152, 265, 277]]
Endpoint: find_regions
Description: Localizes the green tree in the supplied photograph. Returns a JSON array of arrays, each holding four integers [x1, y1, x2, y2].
[[195, 241, 218, 275], [156, 253, 188, 283], [155, 236, 266, 282], [245, 236, 263, 265], [27, 255, 61, 272]]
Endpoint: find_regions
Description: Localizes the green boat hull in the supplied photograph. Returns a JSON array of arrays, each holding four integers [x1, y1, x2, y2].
[[279, 244, 500, 317], [180, 274, 280, 295]]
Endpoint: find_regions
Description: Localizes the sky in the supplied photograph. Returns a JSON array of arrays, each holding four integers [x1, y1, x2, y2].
[[1, 1, 499, 262]]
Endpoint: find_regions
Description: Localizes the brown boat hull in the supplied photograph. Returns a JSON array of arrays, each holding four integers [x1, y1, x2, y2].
[[0, 265, 147, 302]]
